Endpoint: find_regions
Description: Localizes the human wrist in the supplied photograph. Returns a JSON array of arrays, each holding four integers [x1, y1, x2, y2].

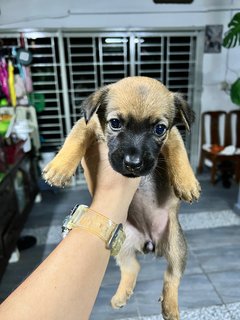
[[90, 193, 130, 224]]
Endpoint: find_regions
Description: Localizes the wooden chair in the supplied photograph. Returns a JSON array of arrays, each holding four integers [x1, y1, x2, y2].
[[227, 109, 240, 182], [198, 110, 240, 184]]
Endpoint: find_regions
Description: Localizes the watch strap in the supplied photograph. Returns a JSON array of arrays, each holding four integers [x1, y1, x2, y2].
[[71, 207, 126, 256], [74, 207, 116, 242]]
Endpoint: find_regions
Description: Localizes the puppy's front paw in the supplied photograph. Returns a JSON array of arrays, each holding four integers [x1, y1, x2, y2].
[[173, 174, 201, 203], [42, 157, 76, 187]]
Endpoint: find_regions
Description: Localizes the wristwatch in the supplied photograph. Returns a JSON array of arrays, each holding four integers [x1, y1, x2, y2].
[[62, 204, 126, 256]]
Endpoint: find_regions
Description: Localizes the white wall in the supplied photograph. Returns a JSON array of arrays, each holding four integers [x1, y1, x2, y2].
[[0, 0, 240, 113]]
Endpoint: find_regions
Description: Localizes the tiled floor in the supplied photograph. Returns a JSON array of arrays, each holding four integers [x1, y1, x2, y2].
[[0, 174, 240, 320]]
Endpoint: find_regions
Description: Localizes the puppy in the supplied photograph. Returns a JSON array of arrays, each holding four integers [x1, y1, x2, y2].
[[43, 76, 200, 320]]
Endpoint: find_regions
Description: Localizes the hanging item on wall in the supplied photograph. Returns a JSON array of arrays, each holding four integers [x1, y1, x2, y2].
[[15, 74, 26, 98], [16, 48, 33, 66], [18, 33, 33, 94], [11, 47, 29, 105], [0, 57, 10, 102], [23, 66, 33, 93], [12, 47, 24, 80], [204, 25, 223, 53], [11, 35, 33, 104], [8, 60, 17, 107]]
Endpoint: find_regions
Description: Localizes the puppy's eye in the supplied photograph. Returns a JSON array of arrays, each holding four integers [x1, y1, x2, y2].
[[154, 124, 167, 136], [109, 118, 122, 131]]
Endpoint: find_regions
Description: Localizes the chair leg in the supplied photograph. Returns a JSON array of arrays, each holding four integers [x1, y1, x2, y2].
[[198, 151, 204, 174], [235, 161, 240, 183], [211, 160, 217, 184]]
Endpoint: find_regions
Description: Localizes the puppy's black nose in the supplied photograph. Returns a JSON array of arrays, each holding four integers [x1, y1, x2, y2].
[[124, 154, 143, 171]]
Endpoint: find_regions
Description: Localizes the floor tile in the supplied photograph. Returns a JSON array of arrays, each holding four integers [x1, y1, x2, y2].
[[185, 226, 240, 251], [178, 273, 222, 309], [179, 210, 240, 231], [193, 244, 240, 273], [208, 270, 240, 304]]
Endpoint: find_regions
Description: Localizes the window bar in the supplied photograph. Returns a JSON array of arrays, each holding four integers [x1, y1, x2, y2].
[[165, 36, 170, 88], [188, 36, 195, 105], [137, 36, 141, 76], [98, 37, 104, 86], [123, 37, 128, 78], [190, 31, 204, 170], [129, 34, 135, 77], [51, 37, 65, 143], [92, 37, 99, 90], [58, 33, 72, 140], [160, 36, 164, 82], [66, 37, 76, 124]]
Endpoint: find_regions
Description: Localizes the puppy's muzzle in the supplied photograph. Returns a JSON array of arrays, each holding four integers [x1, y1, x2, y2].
[[124, 154, 143, 173], [109, 147, 156, 177]]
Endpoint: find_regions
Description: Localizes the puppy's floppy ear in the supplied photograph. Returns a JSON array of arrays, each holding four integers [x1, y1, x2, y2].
[[81, 87, 109, 124], [173, 93, 195, 131]]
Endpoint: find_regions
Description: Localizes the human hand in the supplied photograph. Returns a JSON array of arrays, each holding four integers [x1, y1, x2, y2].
[[81, 142, 140, 223]]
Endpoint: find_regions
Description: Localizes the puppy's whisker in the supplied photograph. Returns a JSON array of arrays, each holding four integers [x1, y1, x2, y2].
[[155, 166, 168, 176]]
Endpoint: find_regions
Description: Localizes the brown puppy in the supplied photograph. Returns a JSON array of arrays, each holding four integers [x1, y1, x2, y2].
[[43, 77, 200, 320]]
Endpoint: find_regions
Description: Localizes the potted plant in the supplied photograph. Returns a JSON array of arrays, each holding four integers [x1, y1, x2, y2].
[[223, 12, 240, 106], [223, 12, 240, 212]]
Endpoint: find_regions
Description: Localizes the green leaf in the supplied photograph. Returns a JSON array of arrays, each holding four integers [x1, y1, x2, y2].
[[223, 13, 240, 48], [230, 78, 240, 106]]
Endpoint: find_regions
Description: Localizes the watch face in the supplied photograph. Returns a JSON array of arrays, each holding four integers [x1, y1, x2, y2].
[[62, 204, 80, 238], [62, 214, 72, 238], [70, 204, 81, 217], [62, 215, 70, 230], [106, 224, 123, 250], [106, 224, 126, 256]]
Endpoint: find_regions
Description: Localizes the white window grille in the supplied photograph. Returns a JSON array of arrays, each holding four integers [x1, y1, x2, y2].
[[0, 29, 203, 179]]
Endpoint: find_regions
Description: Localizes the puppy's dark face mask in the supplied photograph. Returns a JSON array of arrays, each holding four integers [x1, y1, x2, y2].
[[105, 114, 168, 177], [81, 78, 194, 178]]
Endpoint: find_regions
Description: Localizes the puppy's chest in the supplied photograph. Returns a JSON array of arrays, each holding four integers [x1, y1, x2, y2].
[[127, 174, 177, 241]]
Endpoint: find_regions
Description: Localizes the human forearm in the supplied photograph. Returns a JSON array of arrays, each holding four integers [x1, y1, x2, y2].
[[0, 203, 124, 320]]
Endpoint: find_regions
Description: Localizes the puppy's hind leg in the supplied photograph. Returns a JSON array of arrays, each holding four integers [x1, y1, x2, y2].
[[160, 218, 187, 320], [111, 252, 140, 309]]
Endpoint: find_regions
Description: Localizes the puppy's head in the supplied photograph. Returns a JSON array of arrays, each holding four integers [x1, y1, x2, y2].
[[81, 76, 194, 177]]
